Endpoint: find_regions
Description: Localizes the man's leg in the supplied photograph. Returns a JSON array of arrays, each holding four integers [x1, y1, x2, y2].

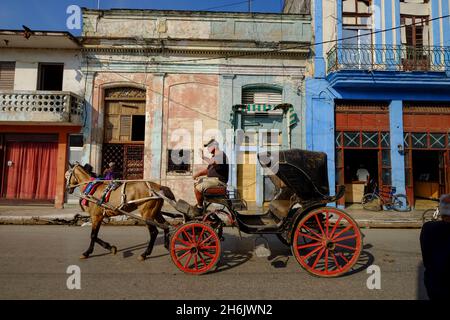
[[194, 188, 203, 207]]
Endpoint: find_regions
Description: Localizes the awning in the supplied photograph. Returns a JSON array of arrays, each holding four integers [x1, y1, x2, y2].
[[244, 104, 299, 127]]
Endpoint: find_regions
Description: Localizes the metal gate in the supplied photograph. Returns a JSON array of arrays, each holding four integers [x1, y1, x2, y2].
[[102, 144, 144, 179]]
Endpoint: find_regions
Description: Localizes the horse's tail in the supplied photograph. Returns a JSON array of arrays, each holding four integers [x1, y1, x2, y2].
[[159, 185, 176, 202]]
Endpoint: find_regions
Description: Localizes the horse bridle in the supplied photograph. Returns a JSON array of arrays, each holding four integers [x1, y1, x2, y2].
[[65, 164, 89, 191]]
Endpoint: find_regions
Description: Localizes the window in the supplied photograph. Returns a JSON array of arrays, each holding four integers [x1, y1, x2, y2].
[[0, 62, 15, 90], [261, 131, 282, 146], [167, 149, 192, 174], [69, 134, 83, 164], [242, 87, 282, 105], [69, 134, 83, 147], [37, 63, 64, 91], [401, 15, 429, 47], [342, 0, 372, 27], [131, 115, 145, 141], [103, 87, 146, 143]]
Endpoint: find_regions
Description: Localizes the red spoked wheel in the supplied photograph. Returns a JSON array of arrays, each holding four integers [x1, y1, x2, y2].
[[170, 222, 221, 275], [292, 207, 362, 277]]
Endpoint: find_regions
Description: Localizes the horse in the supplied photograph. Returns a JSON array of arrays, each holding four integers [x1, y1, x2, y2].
[[65, 163, 176, 261]]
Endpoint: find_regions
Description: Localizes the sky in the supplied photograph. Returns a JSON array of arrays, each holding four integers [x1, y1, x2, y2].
[[0, 0, 284, 35]]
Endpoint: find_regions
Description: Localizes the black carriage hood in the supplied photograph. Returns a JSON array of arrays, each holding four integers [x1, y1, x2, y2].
[[258, 149, 330, 201]]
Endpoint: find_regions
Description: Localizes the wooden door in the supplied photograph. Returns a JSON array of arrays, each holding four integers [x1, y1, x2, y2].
[[237, 151, 256, 202]]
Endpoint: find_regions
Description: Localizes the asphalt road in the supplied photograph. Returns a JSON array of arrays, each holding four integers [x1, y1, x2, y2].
[[0, 225, 427, 300]]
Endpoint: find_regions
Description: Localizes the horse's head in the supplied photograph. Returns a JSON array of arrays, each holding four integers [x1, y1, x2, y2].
[[65, 162, 90, 194]]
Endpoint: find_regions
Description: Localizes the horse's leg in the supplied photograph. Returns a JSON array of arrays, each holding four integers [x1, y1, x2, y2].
[[94, 211, 117, 255], [80, 212, 102, 259], [138, 224, 158, 261], [80, 211, 117, 259], [138, 199, 164, 261]]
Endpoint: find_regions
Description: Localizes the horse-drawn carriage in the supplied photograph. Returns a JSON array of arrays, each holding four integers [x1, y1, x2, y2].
[[66, 149, 362, 277]]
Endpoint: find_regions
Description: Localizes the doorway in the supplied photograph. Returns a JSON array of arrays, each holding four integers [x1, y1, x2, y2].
[[37, 63, 64, 91], [412, 150, 442, 204], [237, 151, 257, 202], [343, 149, 378, 204]]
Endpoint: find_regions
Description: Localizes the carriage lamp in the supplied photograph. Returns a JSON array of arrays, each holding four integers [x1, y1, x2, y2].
[[397, 144, 405, 155]]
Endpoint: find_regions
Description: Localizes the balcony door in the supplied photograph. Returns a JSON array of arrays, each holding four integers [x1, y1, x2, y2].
[[342, 0, 373, 69], [37, 63, 64, 91], [401, 15, 430, 71], [342, 28, 372, 68]]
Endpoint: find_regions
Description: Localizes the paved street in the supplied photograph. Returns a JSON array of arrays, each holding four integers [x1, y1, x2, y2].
[[0, 225, 427, 300]]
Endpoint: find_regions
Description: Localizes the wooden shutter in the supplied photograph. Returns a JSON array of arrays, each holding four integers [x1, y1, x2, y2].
[[242, 88, 282, 104], [0, 62, 15, 90]]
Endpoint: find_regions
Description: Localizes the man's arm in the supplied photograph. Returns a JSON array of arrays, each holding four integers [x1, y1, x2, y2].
[[193, 168, 208, 179]]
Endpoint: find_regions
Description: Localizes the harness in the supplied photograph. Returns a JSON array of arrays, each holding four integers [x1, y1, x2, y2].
[[67, 165, 163, 210]]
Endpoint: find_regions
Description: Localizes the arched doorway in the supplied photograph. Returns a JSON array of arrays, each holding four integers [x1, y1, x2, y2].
[[102, 87, 146, 179]]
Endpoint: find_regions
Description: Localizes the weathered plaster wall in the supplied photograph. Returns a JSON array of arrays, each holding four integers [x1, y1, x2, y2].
[[82, 10, 311, 43], [161, 74, 219, 202]]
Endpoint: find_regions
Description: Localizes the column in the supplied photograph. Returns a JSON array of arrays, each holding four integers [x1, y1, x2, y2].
[[148, 73, 165, 180], [81, 72, 95, 167], [55, 130, 68, 209], [219, 75, 235, 186], [389, 100, 406, 195]]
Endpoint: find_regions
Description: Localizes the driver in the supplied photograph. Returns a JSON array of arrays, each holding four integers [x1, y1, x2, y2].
[[192, 139, 229, 215]]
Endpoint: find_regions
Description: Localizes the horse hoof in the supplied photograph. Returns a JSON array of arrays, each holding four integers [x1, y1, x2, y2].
[[80, 254, 89, 260], [138, 255, 146, 261], [110, 246, 117, 255]]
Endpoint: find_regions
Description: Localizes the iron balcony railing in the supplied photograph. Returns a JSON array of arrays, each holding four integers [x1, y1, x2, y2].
[[0, 90, 84, 125], [327, 45, 450, 73]]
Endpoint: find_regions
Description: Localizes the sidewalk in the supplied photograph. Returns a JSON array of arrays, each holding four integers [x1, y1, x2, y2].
[[0, 203, 424, 228]]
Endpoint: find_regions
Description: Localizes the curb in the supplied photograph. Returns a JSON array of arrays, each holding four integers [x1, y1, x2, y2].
[[0, 214, 423, 228]]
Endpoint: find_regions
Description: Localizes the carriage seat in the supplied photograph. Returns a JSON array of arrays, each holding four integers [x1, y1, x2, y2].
[[269, 200, 291, 218], [203, 186, 227, 198]]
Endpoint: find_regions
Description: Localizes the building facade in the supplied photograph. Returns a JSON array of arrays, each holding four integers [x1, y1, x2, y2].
[[80, 9, 312, 206], [0, 30, 84, 208], [286, 0, 450, 208]]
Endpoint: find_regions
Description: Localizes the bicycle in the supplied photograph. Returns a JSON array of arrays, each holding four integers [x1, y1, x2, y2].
[[422, 206, 441, 224], [361, 182, 411, 212]]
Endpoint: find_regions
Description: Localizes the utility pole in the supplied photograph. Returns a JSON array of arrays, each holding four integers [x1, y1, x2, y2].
[[97, 0, 100, 9], [248, 0, 251, 13]]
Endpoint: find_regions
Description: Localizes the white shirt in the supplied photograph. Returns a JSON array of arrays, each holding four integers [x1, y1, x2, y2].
[[356, 168, 370, 182]]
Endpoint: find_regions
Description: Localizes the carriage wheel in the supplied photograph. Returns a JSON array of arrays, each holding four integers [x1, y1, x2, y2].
[[170, 222, 221, 275], [292, 207, 362, 277]]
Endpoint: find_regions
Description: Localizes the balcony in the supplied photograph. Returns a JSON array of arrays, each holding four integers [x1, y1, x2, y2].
[[0, 91, 84, 126], [327, 45, 450, 73]]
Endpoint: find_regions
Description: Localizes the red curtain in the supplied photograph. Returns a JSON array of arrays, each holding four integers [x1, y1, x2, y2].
[[5, 142, 58, 200]]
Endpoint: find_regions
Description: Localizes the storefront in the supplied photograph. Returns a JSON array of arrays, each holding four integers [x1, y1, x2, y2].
[[0, 126, 80, 208], [334, 101, 391, 206], [403, 102, 450, 207]]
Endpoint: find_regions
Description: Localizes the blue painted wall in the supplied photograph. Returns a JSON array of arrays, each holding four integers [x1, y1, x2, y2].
[[305, 0, 450, 207]]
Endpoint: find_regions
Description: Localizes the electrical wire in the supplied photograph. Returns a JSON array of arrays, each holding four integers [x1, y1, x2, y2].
[[202, 0, 255, 11]]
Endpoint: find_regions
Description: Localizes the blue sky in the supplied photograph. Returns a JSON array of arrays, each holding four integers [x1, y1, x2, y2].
[[0, 0, 283, 35]]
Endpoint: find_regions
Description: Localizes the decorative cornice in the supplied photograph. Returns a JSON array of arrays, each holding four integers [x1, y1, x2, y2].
[[81, 46, 310, 58]]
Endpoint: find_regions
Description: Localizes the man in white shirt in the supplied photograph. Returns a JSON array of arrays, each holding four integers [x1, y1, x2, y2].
[[356, 165, 370, 182], [356, 164, 370, 193]]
